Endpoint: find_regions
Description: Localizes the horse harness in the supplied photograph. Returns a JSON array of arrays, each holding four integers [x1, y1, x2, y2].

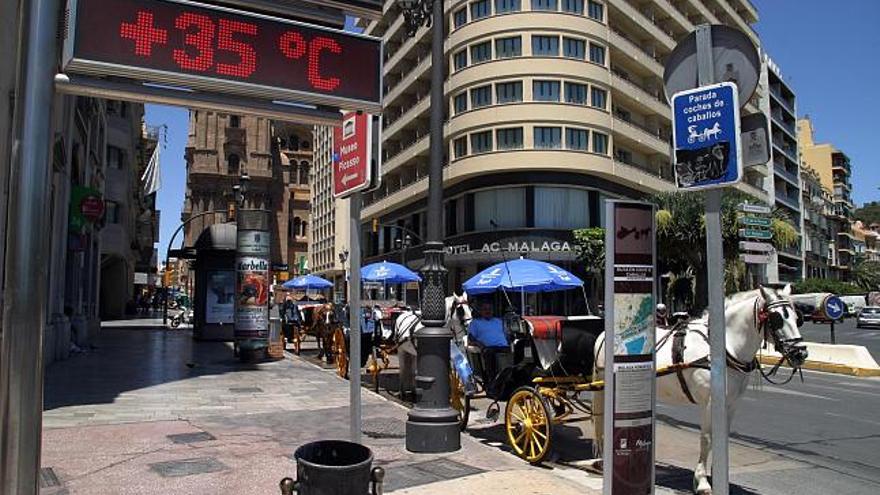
[[662, 318, 760, 405]]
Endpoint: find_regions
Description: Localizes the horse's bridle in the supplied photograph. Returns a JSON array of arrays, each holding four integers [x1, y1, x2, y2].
[[755, 298, 807, 384], [451, 300, 473, 328]]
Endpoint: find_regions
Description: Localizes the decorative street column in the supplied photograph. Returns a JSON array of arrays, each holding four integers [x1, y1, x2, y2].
[[399, 0, 461, 452]]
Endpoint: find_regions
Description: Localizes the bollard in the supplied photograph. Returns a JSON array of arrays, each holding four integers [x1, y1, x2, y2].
[[280, 440, 385, 495]]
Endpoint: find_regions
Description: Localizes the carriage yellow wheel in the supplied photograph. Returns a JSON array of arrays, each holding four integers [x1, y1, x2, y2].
[[332, 328, 348, 379], [505, 386, 553, 464]]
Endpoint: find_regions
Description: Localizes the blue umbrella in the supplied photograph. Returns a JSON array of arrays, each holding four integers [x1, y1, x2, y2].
[[361, 261, 421, 284], [462, 258, 583, 295], [282, 274, 334, 290]]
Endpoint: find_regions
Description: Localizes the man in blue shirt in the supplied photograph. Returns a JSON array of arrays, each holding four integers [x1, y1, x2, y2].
[[468, 302, 509, 382]]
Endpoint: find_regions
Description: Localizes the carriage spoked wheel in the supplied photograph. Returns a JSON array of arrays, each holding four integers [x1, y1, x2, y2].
[[505, 386, 554, 464], [332, 327, 348, 379], [449, 369, 471, 432]]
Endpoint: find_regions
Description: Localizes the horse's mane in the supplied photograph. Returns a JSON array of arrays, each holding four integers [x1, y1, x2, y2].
[[694, 289, 765, 321]]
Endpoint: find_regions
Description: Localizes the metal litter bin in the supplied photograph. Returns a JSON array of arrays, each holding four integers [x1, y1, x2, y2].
[[280, 440, 385, 495]]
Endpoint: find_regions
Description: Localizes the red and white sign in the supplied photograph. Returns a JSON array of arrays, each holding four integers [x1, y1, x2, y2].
[[333, 112, 372, 197]]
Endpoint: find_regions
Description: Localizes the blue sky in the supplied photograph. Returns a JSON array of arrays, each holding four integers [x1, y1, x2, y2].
[[147, 4, 879, 262], [753, 0, 878, 206]]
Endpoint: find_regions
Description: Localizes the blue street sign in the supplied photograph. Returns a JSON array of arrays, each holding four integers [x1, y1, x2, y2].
[[823, 295, 845, 321], [671, 82, 742, 190]]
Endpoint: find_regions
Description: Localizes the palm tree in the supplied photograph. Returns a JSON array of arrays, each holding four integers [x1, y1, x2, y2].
[[850, 254, 880, 291]]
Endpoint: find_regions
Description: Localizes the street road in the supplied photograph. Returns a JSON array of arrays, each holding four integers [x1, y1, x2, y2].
[[658, 370, 880, 494], [800, 318, 880, 360]]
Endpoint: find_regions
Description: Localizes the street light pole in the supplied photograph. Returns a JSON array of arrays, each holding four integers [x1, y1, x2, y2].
[[399, 0, 460, 453]]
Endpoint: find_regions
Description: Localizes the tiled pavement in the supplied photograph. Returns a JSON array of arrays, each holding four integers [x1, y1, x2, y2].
[[40, 320, 601, 494]]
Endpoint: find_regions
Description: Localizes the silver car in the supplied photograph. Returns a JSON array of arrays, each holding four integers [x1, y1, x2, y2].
[[856, 307, 880, 328]]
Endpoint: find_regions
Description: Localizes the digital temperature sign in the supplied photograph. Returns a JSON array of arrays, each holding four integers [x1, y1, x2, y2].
[[63, 0, 383, 112]]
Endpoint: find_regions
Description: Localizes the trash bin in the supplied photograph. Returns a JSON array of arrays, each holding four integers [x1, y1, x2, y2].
[[280, 440, 385, 495]]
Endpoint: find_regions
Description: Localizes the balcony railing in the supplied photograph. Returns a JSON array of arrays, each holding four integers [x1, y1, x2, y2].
[[610, 28, 664, 73], [774, 164, 799, 185], [775, 191, 800, 210], [610, 69, 668, 107]]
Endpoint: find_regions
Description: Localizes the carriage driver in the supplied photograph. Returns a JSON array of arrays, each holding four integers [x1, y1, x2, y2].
[[468, 302, 510, 382]]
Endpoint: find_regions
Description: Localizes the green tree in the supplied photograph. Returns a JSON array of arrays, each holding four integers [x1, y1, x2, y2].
[[793, 278, 862, 295], [572, 227, 605, 307], [850, 254, 880, 292], [854, 201, 880, 225]]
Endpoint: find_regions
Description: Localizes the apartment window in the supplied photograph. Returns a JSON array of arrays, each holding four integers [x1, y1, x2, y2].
[[454, 136, 468, 159], [531, 0, 558, 11], [566, 128, 589, 150], [471, 85, 492, 108], [615, 148, 633, 164], [534, 187, 589, 228], [563, 37, 585, 59], [454, 49, 468, 71], [592, 131, 608, 154], [471, 0, 490, 20], [496, 127, 524, 150], [562, 0, 584, 14], [228, 153, 240, 174], [229, 115, 240, 128], [495, 36, 522, 58], [496, 81, 523, 103], [534, 126, 562, 149], [533, 80, 560, 101], [532, 35, 559, 56], [495, 0, 521, 13], [475, 188, 526, 230], [587, 0, 604, 21], [470, 41, 492, 63], [591, 87, 607, 109], [589, 42, 606, 65], [454, 8, 468, 28], [564, 82, 588, 104], [454, 93, 468, 114], [107, 146, 124, 169], [470, 131, 493, 153]]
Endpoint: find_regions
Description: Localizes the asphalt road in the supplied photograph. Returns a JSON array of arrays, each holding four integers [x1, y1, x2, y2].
[[799, 318, 880, 360], [657, 370, 880, 494]]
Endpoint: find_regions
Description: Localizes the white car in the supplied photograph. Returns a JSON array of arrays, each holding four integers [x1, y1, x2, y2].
[[856, 307, 880, 328]]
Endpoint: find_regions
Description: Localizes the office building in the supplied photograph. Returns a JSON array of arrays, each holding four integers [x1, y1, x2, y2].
[[798, 116, 855, 280], [348, 0, 768, 302]]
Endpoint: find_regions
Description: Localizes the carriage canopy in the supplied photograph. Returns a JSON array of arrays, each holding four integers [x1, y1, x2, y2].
[[462, 259, 584, 295]]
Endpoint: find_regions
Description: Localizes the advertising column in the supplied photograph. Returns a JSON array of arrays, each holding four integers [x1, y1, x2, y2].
[[235, 210, 272, 359], [604, 201, 656, 495]]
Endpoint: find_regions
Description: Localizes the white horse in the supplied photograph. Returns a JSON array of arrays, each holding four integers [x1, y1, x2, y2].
[[592, 285, 808, 494], [389, 292, 473, 345]]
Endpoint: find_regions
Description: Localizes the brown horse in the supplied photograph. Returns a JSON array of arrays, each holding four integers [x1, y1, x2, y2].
[[302, 303, 342, 363]]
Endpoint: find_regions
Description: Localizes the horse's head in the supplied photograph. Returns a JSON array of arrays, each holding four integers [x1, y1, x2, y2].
[[447, 292, 473, 334], [758, 285, 808, 368]]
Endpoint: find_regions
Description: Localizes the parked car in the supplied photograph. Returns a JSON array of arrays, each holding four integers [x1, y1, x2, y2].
[[856, 306, 880, 329]]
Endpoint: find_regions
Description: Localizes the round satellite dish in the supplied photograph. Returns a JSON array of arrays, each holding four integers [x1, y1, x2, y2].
[[663, 25, 760, 107]]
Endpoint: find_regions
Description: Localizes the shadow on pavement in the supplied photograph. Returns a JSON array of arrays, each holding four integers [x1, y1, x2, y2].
[[44, 325, 259, 410], [655, 464, 761, 494]]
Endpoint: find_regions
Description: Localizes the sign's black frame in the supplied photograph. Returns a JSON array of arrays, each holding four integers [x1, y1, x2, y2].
[[62, 0, 383, 113]]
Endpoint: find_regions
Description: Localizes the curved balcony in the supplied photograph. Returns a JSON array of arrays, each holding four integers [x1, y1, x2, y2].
[[448, 56, 610, 96], [448, 102, 612, 139], [447, 11, 607, 53]]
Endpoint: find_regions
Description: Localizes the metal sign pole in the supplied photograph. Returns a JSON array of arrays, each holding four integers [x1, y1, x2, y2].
[[696, 24, 729, 495], [349, 192, 362, 443], [0, 0, 61, 492]]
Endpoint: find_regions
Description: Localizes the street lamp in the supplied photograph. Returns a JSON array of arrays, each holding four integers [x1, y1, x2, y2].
[[339, 249, 349, 304], [397, 0, 460, 453]]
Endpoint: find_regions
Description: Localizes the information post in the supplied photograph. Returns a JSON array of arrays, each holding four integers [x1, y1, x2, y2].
[[604, 200, 657, 495], [234, 211, 272, 357]]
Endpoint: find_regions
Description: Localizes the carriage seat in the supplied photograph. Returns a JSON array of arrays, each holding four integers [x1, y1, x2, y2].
[[525, 316, 600, 376]]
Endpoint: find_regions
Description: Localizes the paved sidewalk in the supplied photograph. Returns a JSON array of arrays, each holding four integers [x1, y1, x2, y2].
[[40, 320, 604, 494]]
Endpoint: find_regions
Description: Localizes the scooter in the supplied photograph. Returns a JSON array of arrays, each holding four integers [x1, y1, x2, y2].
[[169, 307, 193, 329]]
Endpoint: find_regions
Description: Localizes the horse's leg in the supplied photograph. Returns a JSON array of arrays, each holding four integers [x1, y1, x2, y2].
[[591, 384, 605, 461], [694, 402, 713, 495]]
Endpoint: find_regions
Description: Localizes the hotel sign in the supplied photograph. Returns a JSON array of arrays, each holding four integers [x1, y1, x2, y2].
[[445, 239, 575, 256]]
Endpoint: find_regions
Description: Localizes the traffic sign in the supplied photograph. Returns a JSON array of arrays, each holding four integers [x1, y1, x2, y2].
[[333, 112, 373, 198], [739, 228, 772, 240], [739, 216, 771, 227], [672, 82, 742, 190], [738, 241, 773, 252], [63, 0, 383, 113], [823, 295, 845, 321], [740, 253, 771, 264], [738, 203, 771, 214]]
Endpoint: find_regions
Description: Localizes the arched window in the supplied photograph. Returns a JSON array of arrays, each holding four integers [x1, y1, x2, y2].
[[299, 161, 310, 184], [227, 154, 240, 174], [293, 217, 302, 239], [229, 115, 240, 128], [301, 220, 308, 237], [290, 135, 300, 151]]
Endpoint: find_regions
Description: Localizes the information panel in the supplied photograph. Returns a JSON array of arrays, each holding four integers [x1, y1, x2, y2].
[[604, 201, 656, 495], [64, 0, 383, 111]]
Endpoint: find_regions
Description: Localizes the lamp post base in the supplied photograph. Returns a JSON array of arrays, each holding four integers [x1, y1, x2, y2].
[[405, 414, 461, 453]]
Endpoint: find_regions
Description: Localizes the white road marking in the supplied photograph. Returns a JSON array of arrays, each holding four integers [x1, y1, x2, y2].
[[755, 387, 836, 401]]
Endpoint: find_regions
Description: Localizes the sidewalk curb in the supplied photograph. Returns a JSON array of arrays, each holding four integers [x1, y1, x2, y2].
[[758, 355, 880, 377]]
